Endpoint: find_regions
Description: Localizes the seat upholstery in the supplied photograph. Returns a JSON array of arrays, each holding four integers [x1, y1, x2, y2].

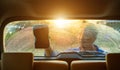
[[34, 60, 68, 70], [71, 60, 106, 70], [1, 53, 33, 70], [106, 53, 120, 70]]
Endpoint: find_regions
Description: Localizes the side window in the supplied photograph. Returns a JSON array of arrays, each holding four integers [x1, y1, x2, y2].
[[4, 20, 120, 57]]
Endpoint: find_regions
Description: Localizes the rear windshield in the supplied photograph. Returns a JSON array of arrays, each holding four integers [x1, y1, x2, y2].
[[4, 20, 120, 57]]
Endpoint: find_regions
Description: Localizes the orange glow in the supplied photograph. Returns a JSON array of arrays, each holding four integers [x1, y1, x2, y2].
[[53, 18, 71, 28]]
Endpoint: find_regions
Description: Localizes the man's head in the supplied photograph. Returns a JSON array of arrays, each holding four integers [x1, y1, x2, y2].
[[79, 23, 98, 51]]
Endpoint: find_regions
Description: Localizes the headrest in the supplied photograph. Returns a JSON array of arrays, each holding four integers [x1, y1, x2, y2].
[[106, 53, 120, 70], [2, 53, 33, 70]]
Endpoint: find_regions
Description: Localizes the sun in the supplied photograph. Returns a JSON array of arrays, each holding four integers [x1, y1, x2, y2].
[[53, 18, 71, 28]]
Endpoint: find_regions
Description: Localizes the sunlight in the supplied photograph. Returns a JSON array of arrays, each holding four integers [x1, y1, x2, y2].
[[53, 18, 71, 28]]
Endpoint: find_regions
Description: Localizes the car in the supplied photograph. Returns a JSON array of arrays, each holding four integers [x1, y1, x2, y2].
[[0, 0, 120, 70]]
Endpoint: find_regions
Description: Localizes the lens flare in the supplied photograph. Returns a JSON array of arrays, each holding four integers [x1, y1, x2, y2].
[[53, 18, 71, 28]]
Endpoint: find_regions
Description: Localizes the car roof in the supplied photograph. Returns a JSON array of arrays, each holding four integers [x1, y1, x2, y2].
[[0, 0, 120, 24]]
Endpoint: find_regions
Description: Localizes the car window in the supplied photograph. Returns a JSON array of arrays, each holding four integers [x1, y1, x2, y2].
[[4, 20, 120, 57]]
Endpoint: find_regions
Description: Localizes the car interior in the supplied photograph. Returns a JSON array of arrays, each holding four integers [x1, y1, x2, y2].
[[0, 0, 120, 70]]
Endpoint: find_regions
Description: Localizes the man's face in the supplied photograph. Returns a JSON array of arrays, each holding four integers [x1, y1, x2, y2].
[[79, 31, 96, 51], [80, 30, 96, 45]]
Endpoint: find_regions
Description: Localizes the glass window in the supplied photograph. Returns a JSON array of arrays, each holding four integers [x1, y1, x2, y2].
[[4, 20, 120, 57]]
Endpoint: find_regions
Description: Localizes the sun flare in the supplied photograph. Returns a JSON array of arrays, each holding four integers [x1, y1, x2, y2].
[[53, 18, 71, 28]]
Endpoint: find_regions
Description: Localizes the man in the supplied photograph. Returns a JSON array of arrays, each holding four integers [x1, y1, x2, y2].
[[45, 23, 105, 56], [65, 23, 105, 53]]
